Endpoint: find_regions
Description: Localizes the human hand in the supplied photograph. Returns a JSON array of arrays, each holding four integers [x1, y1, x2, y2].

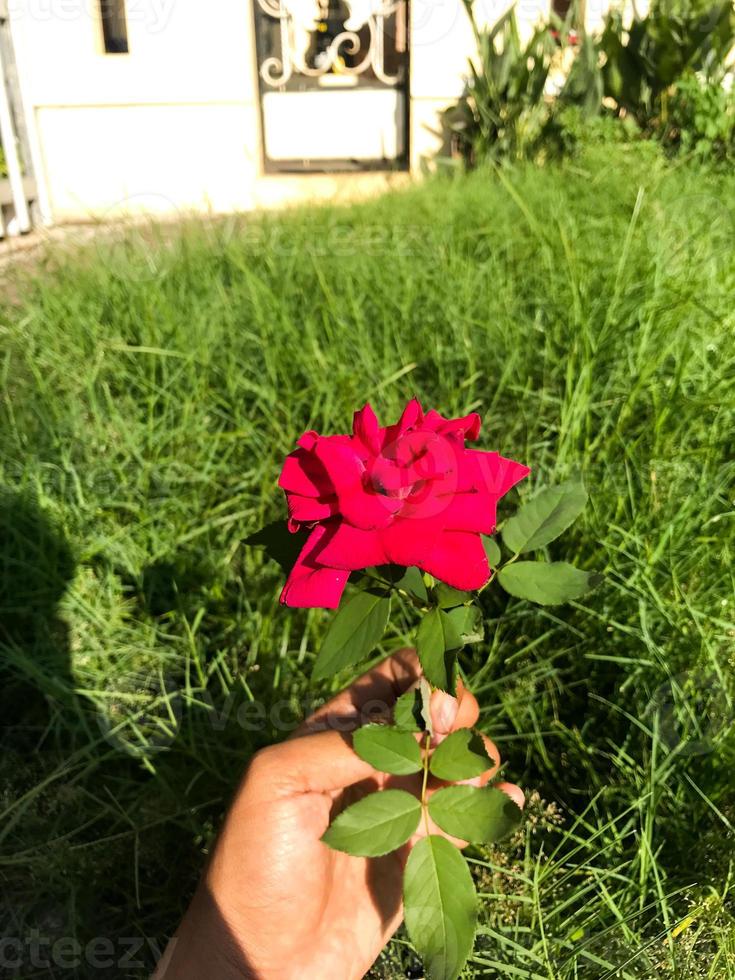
[[153, 649, 524, 980]]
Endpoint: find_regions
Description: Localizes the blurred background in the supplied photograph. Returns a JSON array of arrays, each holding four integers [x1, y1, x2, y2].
[[2, 0, 732, 233]]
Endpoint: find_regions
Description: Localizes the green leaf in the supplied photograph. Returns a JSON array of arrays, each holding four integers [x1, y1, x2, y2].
[[403, 835, 477, 980], [245, 521, 306, 573], [417, 608, 462, 693], [394, 565, 429, 603], [482, 535, 502, 568], [497, 561, 601, 606], [312, 589, 391, 680], [352, 724, 423, 775], [429, 729, 495, 781], [434, 582, 471, 609], [445, 603, 484, 645], [428, 786, 522, 843], [321, 789, 421, 857], [502, 479, 588, 554], [394, 688, 423, 733]]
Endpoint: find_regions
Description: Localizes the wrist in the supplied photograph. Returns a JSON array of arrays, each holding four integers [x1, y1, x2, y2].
[[152, 886, 256, 980]]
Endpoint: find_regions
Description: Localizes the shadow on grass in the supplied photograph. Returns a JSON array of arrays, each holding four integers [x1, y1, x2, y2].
[[0, 515, 416, 976], [0, 489, 76, 739]]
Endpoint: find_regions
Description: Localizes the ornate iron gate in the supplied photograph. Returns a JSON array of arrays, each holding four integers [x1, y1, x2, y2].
[[253, 0, 409, 171]]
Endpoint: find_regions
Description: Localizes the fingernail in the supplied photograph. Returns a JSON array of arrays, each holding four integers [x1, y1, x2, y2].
[[433, 693, 459, 731]]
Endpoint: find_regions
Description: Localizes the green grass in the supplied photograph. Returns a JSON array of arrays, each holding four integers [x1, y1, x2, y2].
[[1, 144, 734, 978]]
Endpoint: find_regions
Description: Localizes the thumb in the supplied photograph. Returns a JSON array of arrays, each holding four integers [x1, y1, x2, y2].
[[430, 677, 480, 742], [245, 729, 378, 799]]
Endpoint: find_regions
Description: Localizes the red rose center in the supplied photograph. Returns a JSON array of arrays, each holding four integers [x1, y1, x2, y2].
[[364, 430, 453, 505]]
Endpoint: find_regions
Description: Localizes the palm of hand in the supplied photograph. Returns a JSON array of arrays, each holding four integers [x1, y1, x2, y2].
[[154, 651, 522, 980], [230, 772, 405, 979]]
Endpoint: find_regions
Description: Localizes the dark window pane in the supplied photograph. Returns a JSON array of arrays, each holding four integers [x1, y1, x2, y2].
[[100, 0, 129, 54]]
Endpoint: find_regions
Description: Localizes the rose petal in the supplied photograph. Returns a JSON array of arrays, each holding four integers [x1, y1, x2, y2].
[[286, 492, 339, 523], [459, 450, 530, 498], [352, 404, 383, 457], [297, 430, 319, 452], [422, 409, 481, 442], [382, 397, 423, 447], [280, 525, 349, 609], [390, 431, 450, 475], [422, 409, 445, 431], [441, 491, 497, 534], [311, 437, 364, 490], [381, 514, 447, 566], [316, 521, 389, 570], [419, 530, 490, 591], [279, 448, 332, 498], [437, 412, 482, 442], [397, 397, 423, 432], [312, 437, 401, 529], [340, 488, 402, 530]]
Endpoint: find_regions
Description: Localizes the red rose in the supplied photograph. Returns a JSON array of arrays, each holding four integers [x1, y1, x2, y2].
[[278, 399, 529, 608]]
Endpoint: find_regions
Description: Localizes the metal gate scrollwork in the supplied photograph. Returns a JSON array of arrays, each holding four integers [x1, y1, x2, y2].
[[253, 0, 409, 170]]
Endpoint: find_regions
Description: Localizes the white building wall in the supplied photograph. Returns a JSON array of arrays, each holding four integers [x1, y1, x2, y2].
[[9, 0, 261, 219], [7, 0, 620, 223]]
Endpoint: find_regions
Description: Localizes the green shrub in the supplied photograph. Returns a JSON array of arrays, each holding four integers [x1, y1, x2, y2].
[[599, 0, 734, 128], [663, 69, 735, 163], [442, 6, 565, 166], [447, 0, 735, 167]]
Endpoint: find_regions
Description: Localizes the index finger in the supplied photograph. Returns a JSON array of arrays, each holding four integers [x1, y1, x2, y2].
[[295, 647, 421, 736]]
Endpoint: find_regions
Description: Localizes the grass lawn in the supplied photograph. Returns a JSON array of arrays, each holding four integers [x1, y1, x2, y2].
[[1, 144, 734, 978]]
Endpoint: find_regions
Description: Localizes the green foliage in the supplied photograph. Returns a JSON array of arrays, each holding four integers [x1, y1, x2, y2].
[[393, 688, 423, 732], [599, 0, 735, 129], [245, 520, 305, 572], [429, 729, 495, 781], [312, 588, 391, 679], [403, 836, 478, 980], [2, 159, 734, 976], [393, 565, 428, 602], [434, 582, 471, 609], [417, 607, 462, 692], [557, 103, 639, 147], [324, 683, 515, 978], [497, 560, 600, 605], [501, 478, 588, 554], [449, 0, 735, 165], [589, 0, 735, 165], [305, 466, 590, 977], [352, 724, 423, 775], [444, 7, 565, 166], [445, 603, 484, 645], [428, 786, 523, 843], [664, 69, 735, 163], [321, 789, 422, 857], [482, 535, 502, 568], [559, 30, 604, 119]]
